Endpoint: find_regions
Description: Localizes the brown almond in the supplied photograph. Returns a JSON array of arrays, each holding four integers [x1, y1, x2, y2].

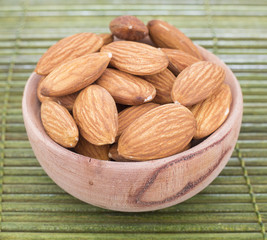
[[143, 68, 176, 104], [36, 33, 104, 75], [101, 41, 168, 75], [37, 77, 53, 102], [109, 15, 148, 41], [171, 61, 225, 106], [75, 136, 109, 160], [191, 83, 232, 139], [108, 143, 132, 162], [37, 79, 78, 111], [161, 48, 201, 75], [41, 101, 79, 148], [117, 102, 160, 138], [147, 20, 203, 60], [118, 104, 196, 161], [40, 52, 112, 97], [73, 85, 118, 145], [96, 68, 156, 105], [98, 33, 113, 45]]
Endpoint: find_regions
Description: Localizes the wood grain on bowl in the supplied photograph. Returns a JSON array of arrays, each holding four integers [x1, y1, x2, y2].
[[22, 46, 243, 212]]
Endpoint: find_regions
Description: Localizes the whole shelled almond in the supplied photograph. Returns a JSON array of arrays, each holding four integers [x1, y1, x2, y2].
[[161, 48, 200, 75], [101, 41, 168, 75], [41, 101, 79, 148], [73, 85, 118, 145], [96, 68, 156, 105], [147, 20, 203, 60], [109, 15, 148, 41], [171, 61, 225, 106], [75, 136, 110, 160], [98, 33, 113, 45], [117, 102, 160, 138], [40, 52, 112, 97], [191, 83, 232, 139], [36, 33, 104, 75], [37, 79, 79, 111], [118, 104, 196, 160], [143, 68, 176, 104]]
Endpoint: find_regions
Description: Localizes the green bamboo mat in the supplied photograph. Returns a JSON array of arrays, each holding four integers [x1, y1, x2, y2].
[[1, 0, 267, 239]]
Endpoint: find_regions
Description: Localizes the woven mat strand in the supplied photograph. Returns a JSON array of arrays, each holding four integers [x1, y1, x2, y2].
[[0, 0, 267, 239]]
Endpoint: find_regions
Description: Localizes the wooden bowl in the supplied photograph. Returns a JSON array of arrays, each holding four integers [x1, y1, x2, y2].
[[22, 46, 243, 212]]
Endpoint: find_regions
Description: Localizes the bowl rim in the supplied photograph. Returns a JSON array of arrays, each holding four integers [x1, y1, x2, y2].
[[22, 45, 243, 169]]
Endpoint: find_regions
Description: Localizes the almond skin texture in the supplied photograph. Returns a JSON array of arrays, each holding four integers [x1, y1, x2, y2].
[[98, 33, 113, 45], [117, 102, 160, 138], [73, 85, 118, 145], [101, 41, 168, 75], [75, 136, 109, 160], [171, 61, 225, 106], [143, 68, 176, 104], [147, 20, 203, 60], [40, 52, 112, 97], [118, 104, 196, 161], [36, 33, 104, 75], [96, 68, 156, 105], [109, 15, 148, 41], [191, 83, 232, 139], [161, 48, 201, 75], [41, 101, 79, 148], [37, 79, 78, 111]]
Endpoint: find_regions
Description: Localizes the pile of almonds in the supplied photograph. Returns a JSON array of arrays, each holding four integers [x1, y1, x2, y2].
[[36, 15, 232, 162]]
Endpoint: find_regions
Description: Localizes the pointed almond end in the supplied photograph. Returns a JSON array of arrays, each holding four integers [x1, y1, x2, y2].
[[40, 87, 50, 97]]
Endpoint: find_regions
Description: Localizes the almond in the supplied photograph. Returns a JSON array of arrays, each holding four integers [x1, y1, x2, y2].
[[191, 83, 232, 139], [40, 52, 112, 97], [41, 101, 79, 148], [101, 41, 168, 75], [118, 104, 196, 160], [109, 15, 148, 41], [36, 33, 104, 75], [75, 136, 109, 160], [54, 92, 79, 111], [110, 141, 191, 162], [37, 77, 53, 102], [147, 20, 203, 60], [143, 68, 176, 104], [108, 143, 132, 162], [98, 33, 113, 45], [96, 68, 156, 105], [73, 85, 118, 145], [37, 79, 78, 111], [161, 48, 200, 75], [171, 61, 225, 106], [117, 102, 160, 138]]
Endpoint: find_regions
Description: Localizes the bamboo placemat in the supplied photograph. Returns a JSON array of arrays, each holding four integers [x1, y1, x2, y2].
[[0, 0, 267, 239]]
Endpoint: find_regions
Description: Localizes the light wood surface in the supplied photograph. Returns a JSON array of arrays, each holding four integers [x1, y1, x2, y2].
[[22, 46, 243, 212]]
